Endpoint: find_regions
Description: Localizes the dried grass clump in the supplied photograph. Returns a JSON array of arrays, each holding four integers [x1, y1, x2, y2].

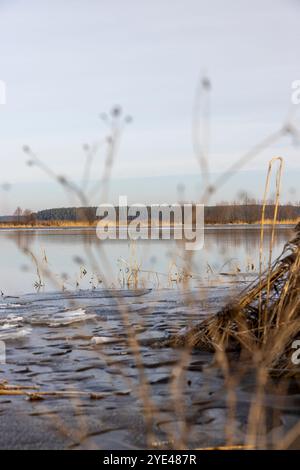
[[164, 223, 300, 375]]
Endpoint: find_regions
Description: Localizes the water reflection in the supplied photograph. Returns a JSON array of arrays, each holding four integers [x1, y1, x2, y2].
[[0, 226, 293, 295]]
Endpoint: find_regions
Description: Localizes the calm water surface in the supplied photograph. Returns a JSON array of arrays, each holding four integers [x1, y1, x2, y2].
[[0, 226, 293, 295]]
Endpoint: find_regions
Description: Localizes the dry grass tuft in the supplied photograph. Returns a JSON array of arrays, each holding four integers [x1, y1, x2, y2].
[[163, 222, 300, 377]]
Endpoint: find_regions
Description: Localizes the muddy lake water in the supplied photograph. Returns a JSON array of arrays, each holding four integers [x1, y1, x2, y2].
[[0, 226, 299, 449]]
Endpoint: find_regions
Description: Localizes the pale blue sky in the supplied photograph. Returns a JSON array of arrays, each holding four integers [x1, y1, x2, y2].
[[0, 0, 299, 213]]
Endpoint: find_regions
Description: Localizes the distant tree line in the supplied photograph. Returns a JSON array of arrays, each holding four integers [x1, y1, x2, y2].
[[36, 207, 97, 223], [1, 204, 299, 225], [35, 204, 300, 224], [204, 204, 300, 224]]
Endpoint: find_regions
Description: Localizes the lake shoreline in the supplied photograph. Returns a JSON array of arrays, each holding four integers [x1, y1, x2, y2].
[[0, 222, 296, 231]]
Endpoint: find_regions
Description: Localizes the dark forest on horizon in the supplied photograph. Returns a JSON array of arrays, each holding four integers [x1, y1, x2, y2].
[[1, 203, 300, 226]]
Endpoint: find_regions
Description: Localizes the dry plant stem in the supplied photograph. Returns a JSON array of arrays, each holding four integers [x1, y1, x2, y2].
[[81, 140, 105, 193], [258, 157, 283, 340], [25, 148, 89, 207], [201, 129, 284, 204], [245, 361, 267, 449], [214, 350, 238, 447], [170, 345, 193, 449], [192, 76, 211, 185], [276, 420, 300, 450]]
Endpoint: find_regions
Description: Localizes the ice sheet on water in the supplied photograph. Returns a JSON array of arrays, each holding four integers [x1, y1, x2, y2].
[[0, 313, 31, 340], [0, 314, 24, 324], [0, 325, 32, 340], [0, 303, 23, 309], [27, 308, 96, 327]]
